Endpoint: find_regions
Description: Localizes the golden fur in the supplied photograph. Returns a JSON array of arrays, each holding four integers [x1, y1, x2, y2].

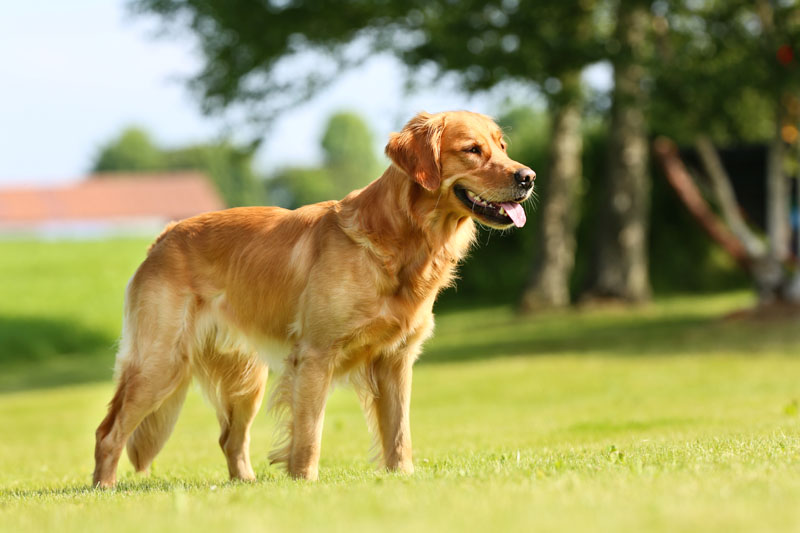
[[93, 110, 535, 487]]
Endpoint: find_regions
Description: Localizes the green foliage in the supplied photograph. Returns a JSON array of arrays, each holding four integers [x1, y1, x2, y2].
[[93, 127, 164, 172], [130, 0, 606, 116], [650, 0, 800, 143], [92, 127, 265, 207], [501, 107, 550, 164], [321, 111, 381, 195], [130, 0, 403, 117], [93, 111, 381, 210], [267, 167, 335, 209], [129, 0, 797, 302], [647, 163, 749, 293], [392, 1, 603, 101], [266, 112, 380, 208]]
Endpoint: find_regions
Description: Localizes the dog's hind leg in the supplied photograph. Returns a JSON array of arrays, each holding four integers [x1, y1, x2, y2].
[[93, 285, 193, 488], [93, 356, 190, 487], [125, 373, 191, 475]]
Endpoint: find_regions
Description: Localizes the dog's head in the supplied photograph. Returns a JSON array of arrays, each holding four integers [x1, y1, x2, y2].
[[385, 110, 535, 229]]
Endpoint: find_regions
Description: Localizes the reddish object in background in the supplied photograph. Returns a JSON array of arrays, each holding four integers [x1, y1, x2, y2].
[[777, 44, 794, 66]]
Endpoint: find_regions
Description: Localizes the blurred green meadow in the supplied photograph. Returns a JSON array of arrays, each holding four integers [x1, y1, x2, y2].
[[1, 239, 800, 532]]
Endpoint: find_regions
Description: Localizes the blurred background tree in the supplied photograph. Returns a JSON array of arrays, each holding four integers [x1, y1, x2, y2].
[[164, 142, 264, 207], [266, 111, 380, 208], [321, 111, 381, 194], [93, 127, 165, 172], [93, 127, 265, 207], [267, 167, 333, 210], [129, 0, 635, 310], [128, 0, 799, 309], [649, 0, 800, 304], [583, 0, 652, 304]]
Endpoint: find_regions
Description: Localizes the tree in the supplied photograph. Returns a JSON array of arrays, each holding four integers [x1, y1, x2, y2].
[[518, 78, 585, 310], [94, 127, 164, 173], [583, 0, 653, 303], [132, 0, 605, 311], [92, 127, 265, 207], [267, 111, 380, 208], [650, 0, 800, 306], [321, 111, 381, 198], [165, 141, 265, 207], [268, 167, 334, 209]]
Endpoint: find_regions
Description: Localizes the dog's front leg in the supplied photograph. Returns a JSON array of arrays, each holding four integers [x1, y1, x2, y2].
[[372, 352, 415, 473], [288, 349, 334, 481]]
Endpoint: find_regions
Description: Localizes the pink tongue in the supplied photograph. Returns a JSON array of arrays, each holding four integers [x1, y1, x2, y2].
[[499, 202, 526, 227]]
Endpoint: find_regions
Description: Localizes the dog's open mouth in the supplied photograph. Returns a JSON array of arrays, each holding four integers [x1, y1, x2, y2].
[[454, 186, 527, 228]]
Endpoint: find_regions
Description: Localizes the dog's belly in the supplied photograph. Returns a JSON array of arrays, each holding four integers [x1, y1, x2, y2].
[[194, 286, 434, 378], [193, 293, 292, 372]]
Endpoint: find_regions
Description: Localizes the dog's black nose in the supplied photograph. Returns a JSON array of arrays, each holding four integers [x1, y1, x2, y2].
[[514, 167, 536, 188]]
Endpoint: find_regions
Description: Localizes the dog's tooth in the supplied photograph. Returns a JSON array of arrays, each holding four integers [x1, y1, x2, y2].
[[499, 206, 506, 215]]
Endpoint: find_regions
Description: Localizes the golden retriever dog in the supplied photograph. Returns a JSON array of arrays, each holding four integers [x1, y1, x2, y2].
[[93, 110, 535, 487]]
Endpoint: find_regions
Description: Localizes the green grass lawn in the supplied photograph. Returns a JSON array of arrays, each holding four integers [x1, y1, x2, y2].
[[1, 239, 800, 532]]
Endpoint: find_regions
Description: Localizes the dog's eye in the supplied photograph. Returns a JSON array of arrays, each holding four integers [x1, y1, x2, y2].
[[465, 146, 482, 155]]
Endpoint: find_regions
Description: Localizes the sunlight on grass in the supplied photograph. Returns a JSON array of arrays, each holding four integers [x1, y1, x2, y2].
[[2, 349, 800, 532]]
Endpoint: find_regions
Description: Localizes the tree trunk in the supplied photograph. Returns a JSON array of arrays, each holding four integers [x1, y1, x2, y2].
[[766, 123, 790, 263], [756, 115, 792, 303], [519, 73, 582, 312], [583, 3, 651, 303], [695, 135, 766, 258], [753, 0, 796, 305]]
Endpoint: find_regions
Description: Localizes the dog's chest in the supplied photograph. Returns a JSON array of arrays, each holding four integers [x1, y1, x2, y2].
[[351, 258, 452, 354], [395, 246, 459, 298], [342, 296, 433, 359]]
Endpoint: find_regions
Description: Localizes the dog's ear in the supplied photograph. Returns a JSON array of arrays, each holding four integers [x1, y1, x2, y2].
[[385, 112, 446, 191]]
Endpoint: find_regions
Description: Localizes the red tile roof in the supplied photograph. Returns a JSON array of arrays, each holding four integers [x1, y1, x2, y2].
[[0, 172, 225, 226]]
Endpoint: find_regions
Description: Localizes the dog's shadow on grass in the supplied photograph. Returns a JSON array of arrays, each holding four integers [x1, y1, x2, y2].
[[0, 315, 116, 393], [0, 315, 113, 364]]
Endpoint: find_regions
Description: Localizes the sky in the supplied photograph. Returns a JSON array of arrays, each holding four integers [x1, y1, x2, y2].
[[0, 0, 611, 186]]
